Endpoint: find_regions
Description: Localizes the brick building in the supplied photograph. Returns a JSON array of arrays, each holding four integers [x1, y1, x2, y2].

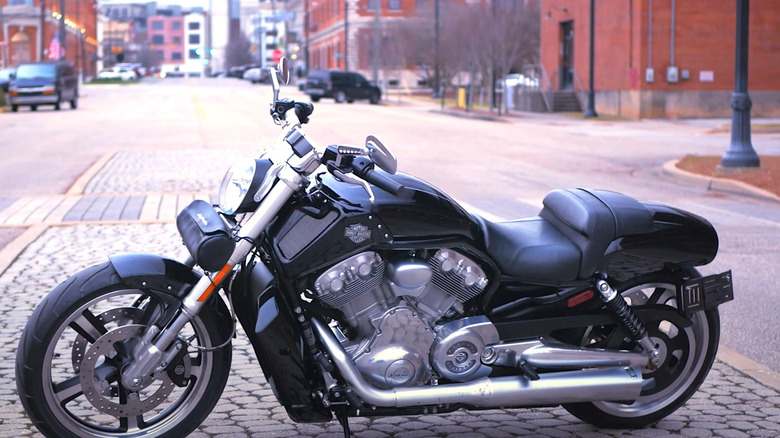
[[540, 0, 780, 118], [0, 0, 98, 78]]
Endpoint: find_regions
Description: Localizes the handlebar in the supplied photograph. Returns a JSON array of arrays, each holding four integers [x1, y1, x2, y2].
[[351, 157, 405, 196]]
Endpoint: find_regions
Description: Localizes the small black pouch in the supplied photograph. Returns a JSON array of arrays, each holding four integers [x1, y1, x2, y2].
[[176, 200, 235, 272]]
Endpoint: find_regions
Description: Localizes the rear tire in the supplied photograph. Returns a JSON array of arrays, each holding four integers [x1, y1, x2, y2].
[[310, 96, 320, 102], [334, 90, 346, 103], [16, 262, 232, 438], [562, 270, 720, 428], [11, 104, 18, 112], [369, 91, 380, 105]]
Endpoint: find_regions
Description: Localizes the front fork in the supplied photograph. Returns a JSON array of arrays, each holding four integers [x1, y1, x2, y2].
[[120, 169, 303, 391], [596, 279, 663, 370]]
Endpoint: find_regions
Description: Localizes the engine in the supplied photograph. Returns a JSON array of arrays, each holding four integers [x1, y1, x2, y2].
[[313, 250, 498, 389]]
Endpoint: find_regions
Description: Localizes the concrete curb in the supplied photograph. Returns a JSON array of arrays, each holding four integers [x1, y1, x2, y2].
[[663, 159, 780, 203]]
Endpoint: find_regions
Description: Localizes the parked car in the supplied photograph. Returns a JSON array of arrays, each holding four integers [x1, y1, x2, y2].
[[242, 67, 270, 84], [0, 67, 16, 93], [304, 70, 381, 104], [97, 67, 136, 81], [8, 61, 78, 112]]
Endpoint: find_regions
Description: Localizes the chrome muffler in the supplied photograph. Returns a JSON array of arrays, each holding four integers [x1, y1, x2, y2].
[[312, 319, 644, 408]]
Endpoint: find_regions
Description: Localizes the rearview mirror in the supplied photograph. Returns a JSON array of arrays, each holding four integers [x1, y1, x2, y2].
[[277, 57, 290, 85], [366, 135, 397, 175]]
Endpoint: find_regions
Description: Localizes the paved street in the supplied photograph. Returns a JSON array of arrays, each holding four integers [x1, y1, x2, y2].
[[1, 77, 780, 436]]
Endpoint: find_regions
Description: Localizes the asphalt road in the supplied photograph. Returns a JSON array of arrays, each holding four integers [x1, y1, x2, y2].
[[2, 76, 779, 372]]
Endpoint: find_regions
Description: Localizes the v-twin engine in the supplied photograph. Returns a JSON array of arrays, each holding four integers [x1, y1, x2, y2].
[[313, 250, 493, 388]]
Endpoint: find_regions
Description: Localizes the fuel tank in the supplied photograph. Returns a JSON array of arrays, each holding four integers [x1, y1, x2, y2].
[[267, 172, 485, 276]]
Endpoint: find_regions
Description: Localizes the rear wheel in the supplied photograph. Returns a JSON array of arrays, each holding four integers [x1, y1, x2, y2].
[[310, 96, 321, 102], [369, 91, 380, 105], [16, 262, 232, 438], [11, 104, 18, 112], [562, 270, 720, 428], [334, 90, 346, 103]]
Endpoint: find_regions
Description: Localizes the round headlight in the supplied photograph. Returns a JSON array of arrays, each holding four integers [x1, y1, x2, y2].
[[218, 158, 273, 215]]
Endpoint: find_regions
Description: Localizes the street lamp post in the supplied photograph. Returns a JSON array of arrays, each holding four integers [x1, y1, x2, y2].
[[721, 0, 760, 168], [432, 0, 439, 98], [584, 0, 597, 118]]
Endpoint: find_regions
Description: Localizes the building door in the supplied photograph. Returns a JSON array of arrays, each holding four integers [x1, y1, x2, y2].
[[559, 21, 574, 90]]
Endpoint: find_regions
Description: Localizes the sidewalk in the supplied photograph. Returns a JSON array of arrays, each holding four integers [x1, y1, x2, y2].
[[2, 130, 780, 437]]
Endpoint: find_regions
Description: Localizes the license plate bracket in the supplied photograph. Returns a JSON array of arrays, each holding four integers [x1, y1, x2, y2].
[[679, 270, 734, 316]]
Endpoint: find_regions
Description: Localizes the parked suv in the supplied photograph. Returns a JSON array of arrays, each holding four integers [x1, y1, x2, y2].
[[8, 61, 78, 112], [305, 70, 381, 104]]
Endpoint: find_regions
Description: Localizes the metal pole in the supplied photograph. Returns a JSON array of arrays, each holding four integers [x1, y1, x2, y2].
[[721, 0, 760, 168], [59, 0, 65, 60], [432, 0, 440, 98], [40, 0, 46, 61], [344, 0, 348, 71], [584, 0, 598, 117], [372, 0, 380, 82]]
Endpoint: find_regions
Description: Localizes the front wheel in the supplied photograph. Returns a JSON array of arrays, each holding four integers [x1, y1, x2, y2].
[[562, 270, 720, 428], [16, 262, 232, 437]]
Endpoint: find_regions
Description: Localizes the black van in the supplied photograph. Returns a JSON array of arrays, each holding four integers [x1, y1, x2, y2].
[[304, 70, 381, 104], [8, 61, 78, 112]]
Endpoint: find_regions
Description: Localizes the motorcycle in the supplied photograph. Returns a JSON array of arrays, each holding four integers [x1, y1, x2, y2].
[[16, 59, 734, 438]]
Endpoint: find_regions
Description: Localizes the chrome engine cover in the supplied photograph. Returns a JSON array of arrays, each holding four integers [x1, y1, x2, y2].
[[314, 249, 492, 387], [348, 303, 435, 389], [430, 316, 499, 381]]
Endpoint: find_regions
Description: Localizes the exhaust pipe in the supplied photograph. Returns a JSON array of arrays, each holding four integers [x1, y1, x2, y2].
[[312, 319, 643, 408]]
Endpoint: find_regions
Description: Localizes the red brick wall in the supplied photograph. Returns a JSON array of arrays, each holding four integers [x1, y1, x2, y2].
[[541, 0, 780, 117]]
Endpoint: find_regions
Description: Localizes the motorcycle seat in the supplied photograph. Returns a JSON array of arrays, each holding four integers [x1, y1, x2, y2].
[[480, 188, 653, 282]]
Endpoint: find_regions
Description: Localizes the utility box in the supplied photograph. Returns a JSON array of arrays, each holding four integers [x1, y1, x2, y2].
[[645, 68, 654, 83], [666, 66, 679, 83]]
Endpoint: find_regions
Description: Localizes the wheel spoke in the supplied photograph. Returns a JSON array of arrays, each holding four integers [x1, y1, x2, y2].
[[53, 375, 83, 405], [69, 310, 108, 343]]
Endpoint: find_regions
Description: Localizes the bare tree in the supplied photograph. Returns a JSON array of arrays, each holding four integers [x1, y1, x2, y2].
[[225, 33, 254, 70], [398, 0, 539, 110]]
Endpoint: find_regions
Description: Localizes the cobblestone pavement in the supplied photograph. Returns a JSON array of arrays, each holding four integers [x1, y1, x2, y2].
[[2, 149, 780, 437]]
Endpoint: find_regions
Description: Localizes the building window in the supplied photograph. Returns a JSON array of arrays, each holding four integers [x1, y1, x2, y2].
[[151, 21, 163, 31], [172, 52, 182, 60], [189, 34, 200, 44], [188, 49, 199, 59], [188, 22, 200, 30], [368, 0, 379, 11], [172, 37, 182, 44], [389, 0, 401, 11], [172, 21, 182, 30], [151, 35, 164, 44], [7, 0, 34, 6]]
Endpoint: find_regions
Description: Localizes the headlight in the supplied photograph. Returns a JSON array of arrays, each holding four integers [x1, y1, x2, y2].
[[218, 158, 274, 215]]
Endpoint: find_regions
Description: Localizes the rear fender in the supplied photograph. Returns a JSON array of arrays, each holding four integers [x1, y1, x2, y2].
[[602, 203, 719, 280], [108, 253, 233, 344]]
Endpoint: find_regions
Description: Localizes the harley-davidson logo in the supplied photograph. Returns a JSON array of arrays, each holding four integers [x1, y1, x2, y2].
[[345, 224, 372, 244]]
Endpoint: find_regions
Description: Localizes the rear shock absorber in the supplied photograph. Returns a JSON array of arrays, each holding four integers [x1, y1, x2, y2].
[[596, 279, 662, 369]]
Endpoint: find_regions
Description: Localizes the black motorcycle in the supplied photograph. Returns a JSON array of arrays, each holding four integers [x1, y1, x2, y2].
[[16, 59, 733, 437]]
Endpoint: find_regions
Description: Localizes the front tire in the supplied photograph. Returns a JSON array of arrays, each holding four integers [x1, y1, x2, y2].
[[562, 270, 720, 428], [16, 262, 232, 438], [334, 90, 346, 103]]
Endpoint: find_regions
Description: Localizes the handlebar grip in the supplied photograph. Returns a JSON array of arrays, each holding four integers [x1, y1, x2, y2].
[[295, 102, 314, 124], [362, 168, 405, 196]]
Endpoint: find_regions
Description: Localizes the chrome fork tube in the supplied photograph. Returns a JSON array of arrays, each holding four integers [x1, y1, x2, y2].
[[121, 170, 302, 391]]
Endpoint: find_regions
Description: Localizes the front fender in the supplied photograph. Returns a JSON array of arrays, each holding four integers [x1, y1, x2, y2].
[[108, 253, 233, 343], [109, 253, 201, 295]]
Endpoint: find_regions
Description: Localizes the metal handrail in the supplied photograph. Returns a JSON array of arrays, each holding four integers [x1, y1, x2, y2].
[[572, 70, 588, 110], [520, 64, 553, 112]]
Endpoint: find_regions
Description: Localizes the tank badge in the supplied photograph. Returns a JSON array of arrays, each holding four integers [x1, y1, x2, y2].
[[345, 224, 372, 244]]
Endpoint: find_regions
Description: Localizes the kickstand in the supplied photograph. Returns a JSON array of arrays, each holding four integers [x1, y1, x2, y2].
[[336, 408, 352, 438]]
